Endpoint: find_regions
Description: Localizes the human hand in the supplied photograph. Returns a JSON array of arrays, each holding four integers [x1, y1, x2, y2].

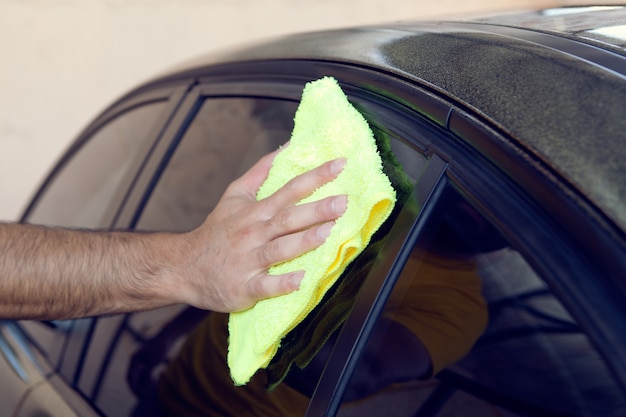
[[161, 148, 347, 313]]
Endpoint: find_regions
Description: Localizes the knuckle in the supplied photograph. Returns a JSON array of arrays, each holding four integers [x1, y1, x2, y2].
[[277, 178, 298, 198], [256, 240, 280, 266], [316, 198, 333, 219], [307, 226, 326, 246], [310, 197, 337, 223], [252, 277, 271, 299], [269, 208, 296, 231]]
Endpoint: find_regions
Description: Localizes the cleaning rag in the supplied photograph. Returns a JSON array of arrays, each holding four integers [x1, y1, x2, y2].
[[227, 76, 396, 385], [265, 127, 413, 390]]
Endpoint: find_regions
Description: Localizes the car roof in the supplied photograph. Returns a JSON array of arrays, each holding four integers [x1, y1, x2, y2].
[[146, 6, 626, 235]]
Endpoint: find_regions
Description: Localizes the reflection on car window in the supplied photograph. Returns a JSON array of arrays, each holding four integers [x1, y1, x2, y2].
[[137, 98, 297, 232], [337, 186, 626, 417], [26, 101, 166, 228]]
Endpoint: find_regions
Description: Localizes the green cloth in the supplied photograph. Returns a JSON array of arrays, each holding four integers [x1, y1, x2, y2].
[[228, 76, 397, 386]]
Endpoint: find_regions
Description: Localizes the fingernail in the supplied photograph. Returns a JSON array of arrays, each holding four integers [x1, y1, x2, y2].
[[330, 158, 347, 175], [332, 195, 348, 215], [291, 271, 304, 289], [317, 221, 334, 240]]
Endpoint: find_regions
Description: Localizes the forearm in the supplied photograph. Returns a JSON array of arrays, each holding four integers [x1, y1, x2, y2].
[[0, 154, 346, 320], [0, 222, 176, 320]]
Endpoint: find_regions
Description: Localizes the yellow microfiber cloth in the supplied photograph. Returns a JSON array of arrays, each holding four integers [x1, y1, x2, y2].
[[227, 76, 396, 385]]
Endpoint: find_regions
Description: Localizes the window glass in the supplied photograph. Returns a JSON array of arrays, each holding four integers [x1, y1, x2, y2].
[[336, 186, 626, 417], [137, 98, 298, 232], [26, 101, 166, 228]]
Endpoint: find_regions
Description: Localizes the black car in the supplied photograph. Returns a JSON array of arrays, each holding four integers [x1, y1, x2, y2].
[[1, 5, 625, 416]]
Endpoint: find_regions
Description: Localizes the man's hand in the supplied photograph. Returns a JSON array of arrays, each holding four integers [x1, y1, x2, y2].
[[159, 149, 347, 312], [0, 149, 346, 319]]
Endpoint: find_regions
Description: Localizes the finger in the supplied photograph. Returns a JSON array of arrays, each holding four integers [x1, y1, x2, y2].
[[262, 194, 347, 240], [245, 270, 305, 304], [254, 221, 336, 267], [262, 157, 346, 210]]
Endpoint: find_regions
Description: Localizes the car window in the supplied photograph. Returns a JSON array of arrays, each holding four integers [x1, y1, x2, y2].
[[25, 101, 167, 228], [75, 95, 427, 417], [336, 185, 626, 417]]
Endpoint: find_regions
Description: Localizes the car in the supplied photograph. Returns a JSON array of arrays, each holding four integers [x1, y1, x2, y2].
[[1, 4, 625, 417]]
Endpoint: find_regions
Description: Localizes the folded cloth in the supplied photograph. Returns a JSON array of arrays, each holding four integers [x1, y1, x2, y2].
[[227, 76, 397, 385], [265, 128, 413, 390]]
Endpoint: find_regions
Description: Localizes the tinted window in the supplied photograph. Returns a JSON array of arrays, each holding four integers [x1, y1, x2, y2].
[[137, 98, 298, 232], [26, 101, 166, 228], [336, 186, 626, 417], [83, 95, 427, 417]]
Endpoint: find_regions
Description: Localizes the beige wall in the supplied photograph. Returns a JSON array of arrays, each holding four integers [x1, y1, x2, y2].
[[0, 0, 574, 220]]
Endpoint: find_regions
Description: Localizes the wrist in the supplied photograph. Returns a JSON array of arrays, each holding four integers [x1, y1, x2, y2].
[[136, 231, 197, 308]]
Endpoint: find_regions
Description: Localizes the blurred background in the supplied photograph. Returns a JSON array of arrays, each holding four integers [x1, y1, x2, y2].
[[0, 0, 608, 220]]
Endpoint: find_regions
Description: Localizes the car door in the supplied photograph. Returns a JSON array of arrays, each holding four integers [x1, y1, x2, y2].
[[1, 83, 189, 417], [107, 65, 625, 417]]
